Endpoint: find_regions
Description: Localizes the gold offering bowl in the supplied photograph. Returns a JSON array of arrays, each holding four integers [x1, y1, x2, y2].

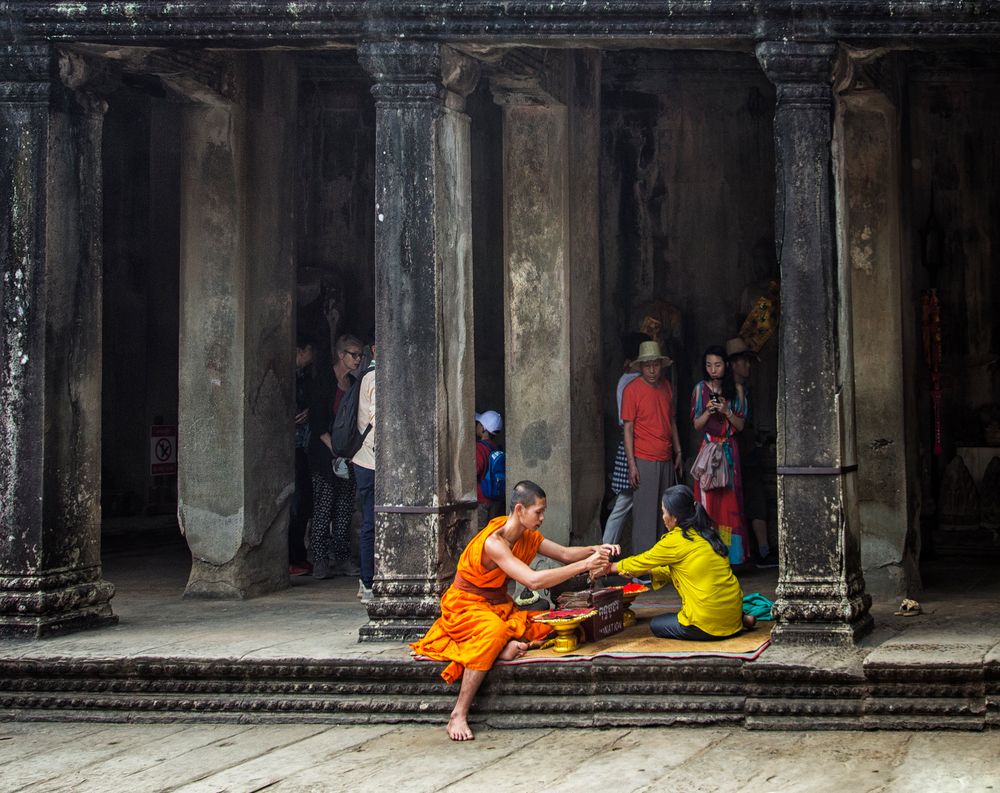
[[533, 610, 597, 654], [616, 586, 649, 629]]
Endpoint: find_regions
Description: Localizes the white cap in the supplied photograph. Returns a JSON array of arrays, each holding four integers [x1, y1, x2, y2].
[[475, 410, 503, 434]]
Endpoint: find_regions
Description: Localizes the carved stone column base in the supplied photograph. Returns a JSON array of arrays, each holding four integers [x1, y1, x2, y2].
[[360, 576, 449, 642], [771, 613, 874, 647], [183, 509, 289, 600], [0, 568, 117, 639], [360, 504, 472, 642], [771, 579, 873, 647]]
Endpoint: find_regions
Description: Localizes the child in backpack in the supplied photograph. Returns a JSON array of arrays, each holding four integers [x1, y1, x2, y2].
[[475, 410, 504, 529]]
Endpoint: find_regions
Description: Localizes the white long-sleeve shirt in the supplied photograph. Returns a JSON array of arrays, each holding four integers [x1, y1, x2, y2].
[[352, 367, 376, 471]]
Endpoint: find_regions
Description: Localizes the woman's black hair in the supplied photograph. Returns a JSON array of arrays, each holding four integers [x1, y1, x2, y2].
[[661, 484, 729, 558], [702, 345, 737, 403]]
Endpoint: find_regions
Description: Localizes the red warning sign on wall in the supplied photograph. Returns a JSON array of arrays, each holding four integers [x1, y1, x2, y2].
[[151, 425, 178, 476]]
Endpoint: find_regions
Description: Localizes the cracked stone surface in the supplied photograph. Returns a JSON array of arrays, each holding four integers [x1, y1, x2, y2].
[[0, 721, 997, 792]]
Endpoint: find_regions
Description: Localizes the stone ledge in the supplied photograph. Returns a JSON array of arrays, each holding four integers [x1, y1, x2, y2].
[[1, 650, 997, 730], [9, 2, 1000, 46]]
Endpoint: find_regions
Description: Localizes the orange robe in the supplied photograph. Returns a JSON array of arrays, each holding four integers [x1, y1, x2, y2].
[[409, 516, 552, 684]]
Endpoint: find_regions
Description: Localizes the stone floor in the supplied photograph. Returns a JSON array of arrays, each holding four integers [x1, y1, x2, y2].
[[1, 528, 999, 731], [6, 525, 772, 662], [1, 721, 998, 792], [8, 528, 405, 662], [1, 526, 996, 666]]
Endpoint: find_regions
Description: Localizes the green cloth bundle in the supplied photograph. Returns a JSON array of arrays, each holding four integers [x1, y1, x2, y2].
[[742, 592, 775, 621]]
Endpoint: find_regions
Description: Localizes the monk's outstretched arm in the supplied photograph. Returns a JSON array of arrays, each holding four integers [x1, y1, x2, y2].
[[484, 535, 608, 592], [538, 538, 620, 565]]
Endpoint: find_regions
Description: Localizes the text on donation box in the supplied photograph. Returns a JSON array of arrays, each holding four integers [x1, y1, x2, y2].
[[151, 426, 178, 476]]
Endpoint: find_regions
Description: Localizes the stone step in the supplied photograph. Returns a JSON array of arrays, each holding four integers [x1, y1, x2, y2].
[[0, 655, 997, 730]]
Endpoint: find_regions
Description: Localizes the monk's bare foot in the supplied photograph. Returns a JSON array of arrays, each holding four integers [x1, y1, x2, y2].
[[447, 712, 475, 741], [497, 640, 529, 661], [743, 614, 757, 630]]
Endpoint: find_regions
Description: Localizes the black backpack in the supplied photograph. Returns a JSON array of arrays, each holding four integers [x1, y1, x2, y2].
[[329, 365, 373, 458]]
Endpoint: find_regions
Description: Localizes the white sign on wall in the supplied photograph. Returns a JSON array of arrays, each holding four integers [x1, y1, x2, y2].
[[150, 425, 177, 476]]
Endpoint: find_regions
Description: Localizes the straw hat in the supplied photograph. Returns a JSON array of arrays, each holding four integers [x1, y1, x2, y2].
[[630, 340, 673, 370]]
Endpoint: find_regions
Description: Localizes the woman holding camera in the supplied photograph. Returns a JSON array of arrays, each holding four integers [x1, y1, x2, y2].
[[690, 345, 748, 566]]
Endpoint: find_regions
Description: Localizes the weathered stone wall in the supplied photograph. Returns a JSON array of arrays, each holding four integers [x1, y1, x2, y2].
[[905, 55, 1000, 465], [834, 54, 921, 598], [569, 51, 606, 544], [293, 57, 508, 426], [10, 2, 1000, 47], [296, 55, 375, 348], [469, 82, 506, 418], [599, 51, 778, 497]]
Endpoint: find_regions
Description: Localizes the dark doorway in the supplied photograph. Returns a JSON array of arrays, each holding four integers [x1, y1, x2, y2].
[[100, 85, 184, 558]]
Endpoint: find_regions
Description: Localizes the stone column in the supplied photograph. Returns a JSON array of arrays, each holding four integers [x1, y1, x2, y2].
[[177, 54, 298, 598], [756, 42, 873, 645], [834, 53, 920, 598], [493, 51, 605, 547], [358, 42, 479, 641], [0, 45, 116, 637]]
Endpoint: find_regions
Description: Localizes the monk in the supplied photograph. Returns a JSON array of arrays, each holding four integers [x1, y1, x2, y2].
[[410, 480, 618, 741]]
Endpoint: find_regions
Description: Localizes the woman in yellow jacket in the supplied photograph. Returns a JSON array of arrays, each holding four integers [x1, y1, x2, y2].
[[593, 484, 755, 640]]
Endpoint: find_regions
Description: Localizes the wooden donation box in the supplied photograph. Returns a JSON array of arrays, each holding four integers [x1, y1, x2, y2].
[[581, 588, 625, 643]]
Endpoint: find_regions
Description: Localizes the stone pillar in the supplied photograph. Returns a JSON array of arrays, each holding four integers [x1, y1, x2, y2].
[[834, 53, 920, 598], [177, 54, 298, 598], [0, 45, 116, 637], [756, 41, 873, 645], [358, 42, 479, 641], [493, 51, 605, 546]]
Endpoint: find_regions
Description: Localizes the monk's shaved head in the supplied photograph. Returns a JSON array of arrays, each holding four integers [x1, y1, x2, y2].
[[510, 480, 546, 511]]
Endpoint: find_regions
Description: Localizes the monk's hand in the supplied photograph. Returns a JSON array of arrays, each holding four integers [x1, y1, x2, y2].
[[597, 543, 620, 560], [586, 549, 610, 578]]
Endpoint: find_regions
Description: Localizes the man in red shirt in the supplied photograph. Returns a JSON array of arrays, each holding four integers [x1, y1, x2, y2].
[[621, 341, 683, 555]]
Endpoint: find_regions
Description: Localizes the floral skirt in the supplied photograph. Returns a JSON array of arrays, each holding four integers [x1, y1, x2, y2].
[[693, 455, 748, 564]]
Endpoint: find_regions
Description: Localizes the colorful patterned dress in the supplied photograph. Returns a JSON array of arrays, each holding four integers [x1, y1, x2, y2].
[[690, 381, 749, 565]]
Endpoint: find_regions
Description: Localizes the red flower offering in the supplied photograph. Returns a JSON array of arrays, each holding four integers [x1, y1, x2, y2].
[[537, 608, 594, 620], [622, 583, 648, 594]]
